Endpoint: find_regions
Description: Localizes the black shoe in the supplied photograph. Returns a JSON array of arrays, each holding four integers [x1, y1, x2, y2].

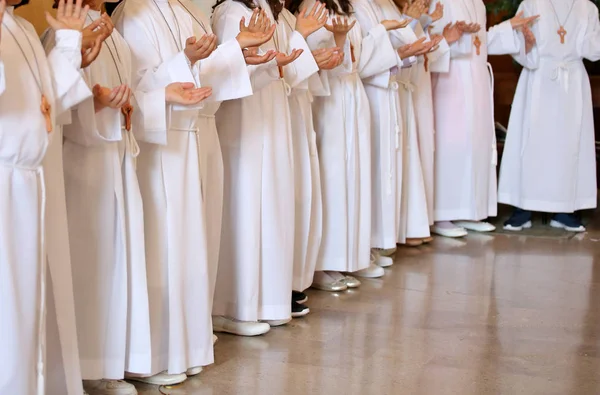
[[503, 208, 532, 231], [291, 301, 310, 318], [550, 213, 586, 232], [292, 291, 308, 304]]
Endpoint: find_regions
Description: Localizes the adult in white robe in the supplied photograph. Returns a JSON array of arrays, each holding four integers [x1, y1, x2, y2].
[[44, 8, 154, 394], [279, 8, 323, 301], [304, 0, 394, 288], [0, 3, 92, 395], [428, 0, 523, 237], [498, 0, 600, 232], [211, 0, 310, 335], [114, 0, 253, 380]]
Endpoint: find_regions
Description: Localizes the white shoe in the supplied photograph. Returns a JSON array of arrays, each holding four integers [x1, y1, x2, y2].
[[342, 275, 361, 288], [311, 271, 348, 292], [83, 380, 137, 395], [353, 263, 385, 278], [503, 220, 532, 231], [375, 255, 393, 268], [126, 372, 186, 386], [431, 222, 468, 238], [212, 316, 270, 336], [550, 219, 586, 233], [186, 366, 203, 376], [262, 317, 292, 327], [454, 220, 496, 232]]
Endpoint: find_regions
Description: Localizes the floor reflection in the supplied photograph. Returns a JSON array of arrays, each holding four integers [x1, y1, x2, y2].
[[138, 211, 600, 395]]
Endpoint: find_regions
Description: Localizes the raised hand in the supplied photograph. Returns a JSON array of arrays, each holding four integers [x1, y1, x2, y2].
[[457, 21, 481, 33], [237, 10, 276, 49], [429, 2, 443, 22], [312, 47, 343, 70], [442, 22, 462, 44], [510, 11, 539, 30], [92, 84, 131, 113], [403, 0, 427, 19], [397, 36, 426, 59], [276, 48, 304, 67], [381, 19, 411, 31], [295, 1, 327, 38], [165, 82, 213, 105], [324, 16, 356, 36], [240, 8, 267, 33], [46, 0, 90, 32], [243, 47, 277, 65], [81, 33, 103, 68], [185, 34, 218, 66], [413, 39, 436, 56], [521, 25, 536, 53], [429, 33, 444, 48]]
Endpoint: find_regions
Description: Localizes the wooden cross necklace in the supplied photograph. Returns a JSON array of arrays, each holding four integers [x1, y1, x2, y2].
[[547, 0, 576, 44], [86, 14, 134, 130], [3, 15, 53, 133], [460, 0, 481, 55]]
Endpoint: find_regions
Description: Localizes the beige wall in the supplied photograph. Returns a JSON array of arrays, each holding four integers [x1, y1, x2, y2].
[[15, 1, 55, 34]]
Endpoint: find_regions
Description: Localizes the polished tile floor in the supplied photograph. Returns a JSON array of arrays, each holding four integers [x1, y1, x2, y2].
[[139, 210, 600, 395]]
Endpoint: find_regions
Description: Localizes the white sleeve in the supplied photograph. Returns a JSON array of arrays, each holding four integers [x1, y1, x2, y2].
[[511, 1, 539, 69], [579, 3, 600, 61], [487, 19, 520, 55], [283, 31, 319, 88]]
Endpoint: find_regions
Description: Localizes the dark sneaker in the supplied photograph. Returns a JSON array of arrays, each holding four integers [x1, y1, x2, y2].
[[550, 213, 586, 232], [291, 301, 310, 318], [503, 208, 532, 231], [292, 291, 308, 304]]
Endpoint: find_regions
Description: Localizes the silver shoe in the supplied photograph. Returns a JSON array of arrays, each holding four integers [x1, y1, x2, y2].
[[342, 275, 361, 288], [311, 279, 348, 292]]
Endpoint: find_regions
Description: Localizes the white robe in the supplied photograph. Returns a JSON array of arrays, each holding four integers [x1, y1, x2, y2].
[[115, 0, 252, 373], [429, 0, 520, 222], [306, 0, 388, 272], [279, 9, 323, 292], [353, 0, 407, 249], [212, 0, 303, 321], [498, 0, 600, 213], [411, 18, 449, 224], [0, 9, 90, 395], [374, 0, 432, 241], [44, 10, 153, 379]]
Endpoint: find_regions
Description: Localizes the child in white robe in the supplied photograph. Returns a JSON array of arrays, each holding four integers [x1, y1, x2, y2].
[[302, 0, 393, 290], [0, 1, 96, 394], [499, 0, 599, 233], [427, 0, 536, 238], [280, 3, 341, 316], [114, 0, 272, 382], [211, 0, 314, 336]]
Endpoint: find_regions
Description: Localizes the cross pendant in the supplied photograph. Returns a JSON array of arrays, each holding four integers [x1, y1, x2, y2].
[[40, 94, 52, 134], [558, 26, 566, 44], [350, 43, 356, 63], [121, 102, 134, 132], [278, 65, 284, 79], [473, 35, 482, 56]]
